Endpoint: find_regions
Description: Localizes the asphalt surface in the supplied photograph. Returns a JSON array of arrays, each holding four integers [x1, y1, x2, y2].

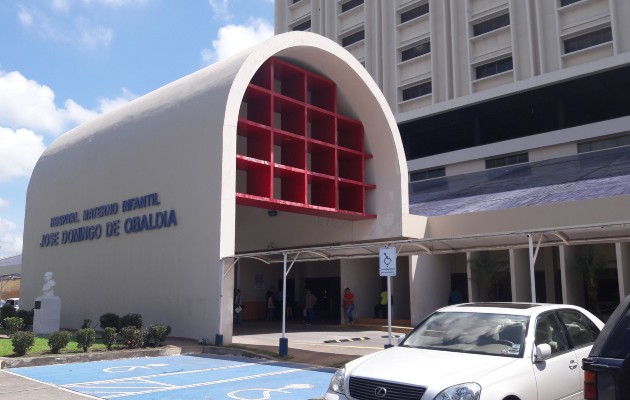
[[1, 320, 407, 400]]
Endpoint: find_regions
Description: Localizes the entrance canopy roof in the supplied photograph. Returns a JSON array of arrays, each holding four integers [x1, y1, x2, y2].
[[230, 220, 630, 264]]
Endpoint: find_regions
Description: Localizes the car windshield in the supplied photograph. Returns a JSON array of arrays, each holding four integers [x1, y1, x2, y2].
[[401, 311, 529, 357]]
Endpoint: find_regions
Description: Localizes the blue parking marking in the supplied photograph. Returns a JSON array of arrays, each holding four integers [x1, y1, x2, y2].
[[9, 354, 334, 399]]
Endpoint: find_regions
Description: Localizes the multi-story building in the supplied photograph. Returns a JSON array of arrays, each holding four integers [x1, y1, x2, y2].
[[276, 0, 630, 320]]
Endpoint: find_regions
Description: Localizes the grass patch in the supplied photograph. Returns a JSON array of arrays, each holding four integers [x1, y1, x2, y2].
[[0, 329, 109, 357]]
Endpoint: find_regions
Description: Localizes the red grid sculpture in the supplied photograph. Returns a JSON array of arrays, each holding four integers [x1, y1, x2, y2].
[[235, 57, 375, 220]]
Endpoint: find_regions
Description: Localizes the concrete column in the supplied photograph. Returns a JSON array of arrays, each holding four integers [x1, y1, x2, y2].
[[559, 245, 584, 306], [409, 254, 451, 325], [510, 248, 533, 302], [615, 242, 630, 299], [220, 259, 236, 344]]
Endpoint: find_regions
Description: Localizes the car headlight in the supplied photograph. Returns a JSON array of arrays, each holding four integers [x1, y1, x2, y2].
[[434, 383, 481, 400], [328, 367, 346, 394]]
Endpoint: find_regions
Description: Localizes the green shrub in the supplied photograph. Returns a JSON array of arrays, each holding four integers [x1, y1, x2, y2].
[[11, 331, 35, 356], [76, 328, 96, 352], [120, 326, 145, 349], [148, 324, 170, 347], [0, 304, 17, 327], [48, 330, 72, 354], [99, 313, 120, 330], [4, 317, 24, 334], [102, 327, 118, 351], [16, 309, 34, 328], [120, 313, 143, 329]]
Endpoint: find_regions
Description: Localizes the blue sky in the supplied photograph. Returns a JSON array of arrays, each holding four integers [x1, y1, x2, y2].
[[0, 0, 274, 258]]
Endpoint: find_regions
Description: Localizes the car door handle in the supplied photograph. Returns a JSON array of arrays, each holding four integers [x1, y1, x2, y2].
[[569, 360, 578, 370]]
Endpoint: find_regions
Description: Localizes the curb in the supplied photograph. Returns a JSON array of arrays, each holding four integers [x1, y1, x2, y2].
[[0, 345, 182, 369]]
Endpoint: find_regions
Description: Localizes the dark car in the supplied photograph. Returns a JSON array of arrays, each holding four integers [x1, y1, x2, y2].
[[582, 295, 630, 400]]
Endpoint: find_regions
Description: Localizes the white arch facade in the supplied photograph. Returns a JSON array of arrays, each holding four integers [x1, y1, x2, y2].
[[21, 32, 425, 341]]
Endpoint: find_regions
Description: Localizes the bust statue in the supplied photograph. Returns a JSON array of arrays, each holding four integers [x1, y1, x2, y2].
[[42, 272, 56, 297]]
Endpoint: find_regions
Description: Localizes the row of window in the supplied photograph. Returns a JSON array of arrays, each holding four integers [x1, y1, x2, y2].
[[411, 131, 630, 182], [578, 133, 630, 153], [410, 152, 529, 182]]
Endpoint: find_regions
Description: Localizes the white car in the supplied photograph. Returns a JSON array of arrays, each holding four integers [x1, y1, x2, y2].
[[4, 298, 19, 310], [325, 303, 604, 400]]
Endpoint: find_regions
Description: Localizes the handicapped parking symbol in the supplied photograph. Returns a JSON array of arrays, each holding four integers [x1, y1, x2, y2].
[[227, 383, 314, 399], [103, 363, 169, 373]]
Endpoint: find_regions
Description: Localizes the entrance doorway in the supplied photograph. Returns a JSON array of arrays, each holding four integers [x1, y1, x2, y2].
[[304, 277, 341, 322]]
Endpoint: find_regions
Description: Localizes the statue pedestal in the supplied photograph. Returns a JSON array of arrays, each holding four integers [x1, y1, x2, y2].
[[33, 296, 61, 335]]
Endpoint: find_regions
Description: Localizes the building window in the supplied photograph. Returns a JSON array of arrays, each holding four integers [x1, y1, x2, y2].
[[402, 81, 432, 101], [401, 41, 431, 62], [341, 29, 365, 47], [475, 57, 513, 79], [410, 167, 445, 182], [292, 19, 311, 31], [564, 27, 613, 54], [473, 13, 510, 36], [400, 2, 429, 24], [291, 0, 302, 4], [578, 133, 630, 153], [559, 0, 582, 6], [341, 0, 364, 13], [485, 153, 529, 169]]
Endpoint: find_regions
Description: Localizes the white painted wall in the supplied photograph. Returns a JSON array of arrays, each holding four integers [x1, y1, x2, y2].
[[22, 32, 414, 342]]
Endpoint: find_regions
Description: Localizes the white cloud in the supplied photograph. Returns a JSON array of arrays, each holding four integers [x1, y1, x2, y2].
[[0, 218, 23, 258], [208, 0, 233, 21], [201, 18, 274, 65], [0, 70, 134, 136], [0, 70, 65, 134], [77, 18, 113, 49], [97, 87, 137, 114], [0, 127, 46, 183], [18, 6, 33, 26], [0, 198, 9, 208], [18, 5, 114, 50]]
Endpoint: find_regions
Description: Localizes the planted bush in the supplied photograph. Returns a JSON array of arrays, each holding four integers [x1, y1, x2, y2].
[[120, 313, 143, 329], [148, 324, 171, 347], [102, 327, 118, 351], [120, 326, 145, 349], [11, 331, 35, 356], [0, 304, 17, 327], [76, 328, 96, 352], [16, 309, 34, 329], [4, 317, 24, 334], [48, 330, 72, 354], [99, 313, 120, 330]]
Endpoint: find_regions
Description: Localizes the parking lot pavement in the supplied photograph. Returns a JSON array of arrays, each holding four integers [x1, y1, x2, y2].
[[6, 354, 334, 400]]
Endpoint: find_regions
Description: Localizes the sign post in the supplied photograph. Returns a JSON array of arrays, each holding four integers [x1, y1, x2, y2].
[[379, 246, 396, 348]]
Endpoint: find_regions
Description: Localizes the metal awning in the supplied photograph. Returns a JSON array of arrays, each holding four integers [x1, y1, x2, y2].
[[227, 220, 630, 263]]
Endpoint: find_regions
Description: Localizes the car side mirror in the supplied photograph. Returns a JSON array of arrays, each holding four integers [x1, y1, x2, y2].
[[534, 344, 552, 362], [397, 334, 406, 346]]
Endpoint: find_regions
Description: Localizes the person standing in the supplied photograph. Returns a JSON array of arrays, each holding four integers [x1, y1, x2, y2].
[[266, 290, 275, 321], [233, 289, 243, 324], [304, 289, 317, 324], [342, 287, 355, 324], [374, 289, 388, 318]]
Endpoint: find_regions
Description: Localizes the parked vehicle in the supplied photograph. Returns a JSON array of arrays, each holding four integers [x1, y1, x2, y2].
[[582, 295, 630, 400], [5, 298, 19, 310], [325, 302, 604, 400]]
